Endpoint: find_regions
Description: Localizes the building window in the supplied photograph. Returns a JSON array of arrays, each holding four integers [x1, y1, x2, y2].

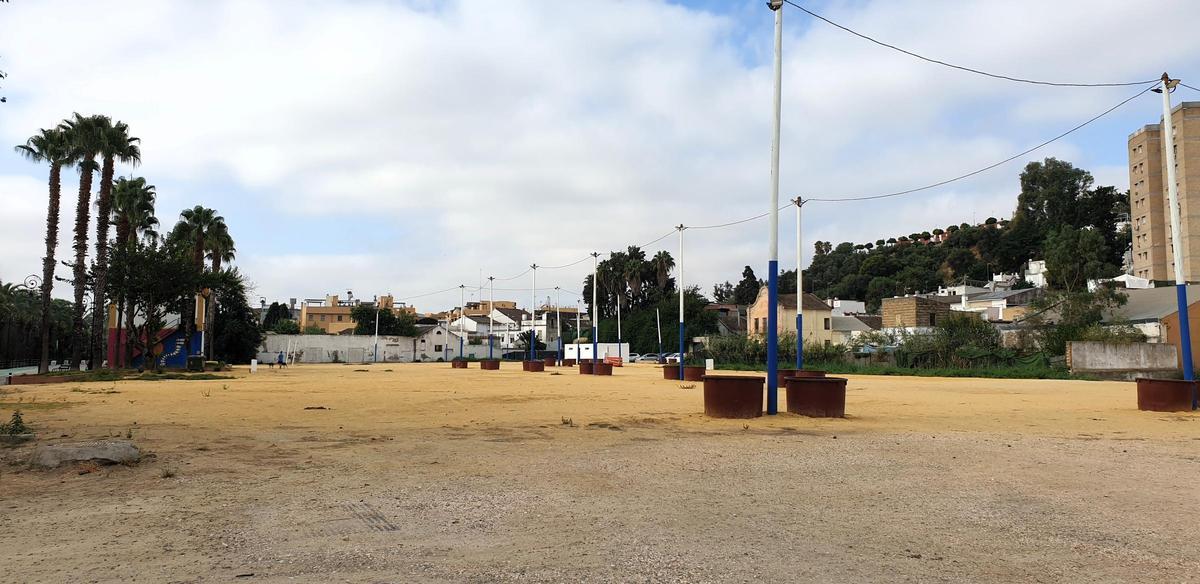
[[824, 317, 831, 330], [434, 345, 443, 352], [320, 315, 326, 322], [337, 315, 343, 322]]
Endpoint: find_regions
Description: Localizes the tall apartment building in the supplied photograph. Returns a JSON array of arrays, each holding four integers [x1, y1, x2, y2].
[[1129, 101, 1200, 281]]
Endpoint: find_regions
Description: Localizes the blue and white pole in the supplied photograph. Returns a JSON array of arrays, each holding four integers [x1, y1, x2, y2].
[[795, 197, 804, 370], [1157, 73, 1196, 408], [591, 252, 601, 373], [765, 0, 784, 415], [458, 285, 465, 361], [677, 224, 686, 380], [530, 264, 538, 363], [556, 286, 563, 366], [616, 285, 623, 362], [488, 276, 495, 360]]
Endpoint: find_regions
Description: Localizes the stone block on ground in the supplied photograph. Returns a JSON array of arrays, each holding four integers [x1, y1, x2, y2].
[[29, 440, 141, 469]]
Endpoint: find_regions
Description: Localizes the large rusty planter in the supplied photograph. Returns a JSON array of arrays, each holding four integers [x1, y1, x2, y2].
[[1136, 378, 1196, 412], [521, 360, 531, 371], [702, 375, 764, 418], [480, 359, 500, 370], [562, 359, 576, 366], [579, 362, 594, 374], [451, 360, 468, 369], [526, 361, 545, 372], [543, 356, 556, 367], [662, 365, 704, 381], [785, 376, 847, 418], [776, 368, 824, 387], [594, 362, 613, 376]]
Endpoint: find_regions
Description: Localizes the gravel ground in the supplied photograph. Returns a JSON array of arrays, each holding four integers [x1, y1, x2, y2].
[[1, 363, 1197, 583]]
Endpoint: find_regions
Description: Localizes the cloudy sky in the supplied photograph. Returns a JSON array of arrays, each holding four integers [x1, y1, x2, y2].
[[2, 0, 1199, 313]]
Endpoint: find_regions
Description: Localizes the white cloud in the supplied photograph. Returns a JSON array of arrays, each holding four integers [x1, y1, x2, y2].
[[1, 0, 1196, 311]]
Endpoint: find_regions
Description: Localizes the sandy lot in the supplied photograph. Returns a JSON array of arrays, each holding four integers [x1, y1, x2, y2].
[[1, 363, 1197, 583]]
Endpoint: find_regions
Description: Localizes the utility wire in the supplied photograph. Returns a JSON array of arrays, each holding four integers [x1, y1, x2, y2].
[[1181, 82, 1200, 93], [782, 0, 1158, 88], [394, 81, 1158, 305], [808, 84, 1156, 202]]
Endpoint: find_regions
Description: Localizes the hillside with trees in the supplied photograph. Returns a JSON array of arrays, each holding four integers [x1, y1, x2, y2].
[[791, 158, 1129, 309]]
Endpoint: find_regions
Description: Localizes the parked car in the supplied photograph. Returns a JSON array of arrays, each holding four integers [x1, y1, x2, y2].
[[628, 353, 641, 362], [636, 353, 664, 363]]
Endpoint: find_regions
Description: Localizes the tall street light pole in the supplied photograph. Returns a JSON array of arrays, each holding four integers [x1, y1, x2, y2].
[[677, 224, 686, 380], [555, 286, 562, 365], [794, 197, 805, 370], [530, 264, 538, 363], [373, 295, 381, 363], [458, 285, 465, 361], [765, 0, 784, 415], [1155, 72, 1197, 409], [488, 276, 495, 360], [591, 252, 600, 372]]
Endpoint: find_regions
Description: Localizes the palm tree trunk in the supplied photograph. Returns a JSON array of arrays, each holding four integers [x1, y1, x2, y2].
[[206, 257, 221, 360], [69, 164, 95, 370], [38, 163, 63, 374], [90, 156, 115, 368], [124, 298, 136, 368]]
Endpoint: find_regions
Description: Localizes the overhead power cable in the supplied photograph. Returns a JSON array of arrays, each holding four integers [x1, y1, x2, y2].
[[807, 84, 1155, 202], [782, 0, 1159, 88], [1181, 82, 1200, 93]]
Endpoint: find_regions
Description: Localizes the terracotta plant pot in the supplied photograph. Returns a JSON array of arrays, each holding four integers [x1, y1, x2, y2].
[[579, 362, 594, 374], [562, 359, 576, 367], [785, 376, 847, 418], [776, 368, 824, 387], [594, 362, 613, 376], [663, 365, 704, 381], [543, 356, 556, 367], [526, 361, 545, 372], [451, 360, 468, 369], [702, 375, 764, 418], [1136, 378, 1196, 412], [480, 359, 500, 370]]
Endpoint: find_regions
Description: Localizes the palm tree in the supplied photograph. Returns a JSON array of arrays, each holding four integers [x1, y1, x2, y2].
[[59, 113, 104, 370], [653, 250, 675, 293], [111, 177, 157, 367], [203, 221, 234, 359], [89, 118, 140, 367], [14, 128, 75, 373], [169, 206, 221, 356]]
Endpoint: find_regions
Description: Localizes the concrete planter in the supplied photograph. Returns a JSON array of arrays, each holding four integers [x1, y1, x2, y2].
[[543, 356, 556, 367], [526, 361, 545, 372], [702, 375, 764, 418], [579, 362, 594, 374], [480, 360, 500, 370], [785, 376, 847, 418], [661, 365, 704, 381], [1135, 378, 1196, 412], [562, 359, 576, 367], [451, 360, 468, 369], [776, 369, 824, 387], [594, 362, 613, 376]]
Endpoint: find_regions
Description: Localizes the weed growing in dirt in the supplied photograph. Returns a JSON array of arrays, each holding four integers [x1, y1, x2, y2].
[[560, 417, 575, 427], [679, 384, 696, 389], [159, 466, 176, 479], [201, 389, 212, 398], [0, 411, 29, 435]]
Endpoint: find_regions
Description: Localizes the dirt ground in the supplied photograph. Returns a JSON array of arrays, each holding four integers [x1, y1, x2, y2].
[[1, 363, 1197, 583]]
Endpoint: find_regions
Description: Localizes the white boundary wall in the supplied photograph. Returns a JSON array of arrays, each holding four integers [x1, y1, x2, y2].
[[260, 334, 491, 363]]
